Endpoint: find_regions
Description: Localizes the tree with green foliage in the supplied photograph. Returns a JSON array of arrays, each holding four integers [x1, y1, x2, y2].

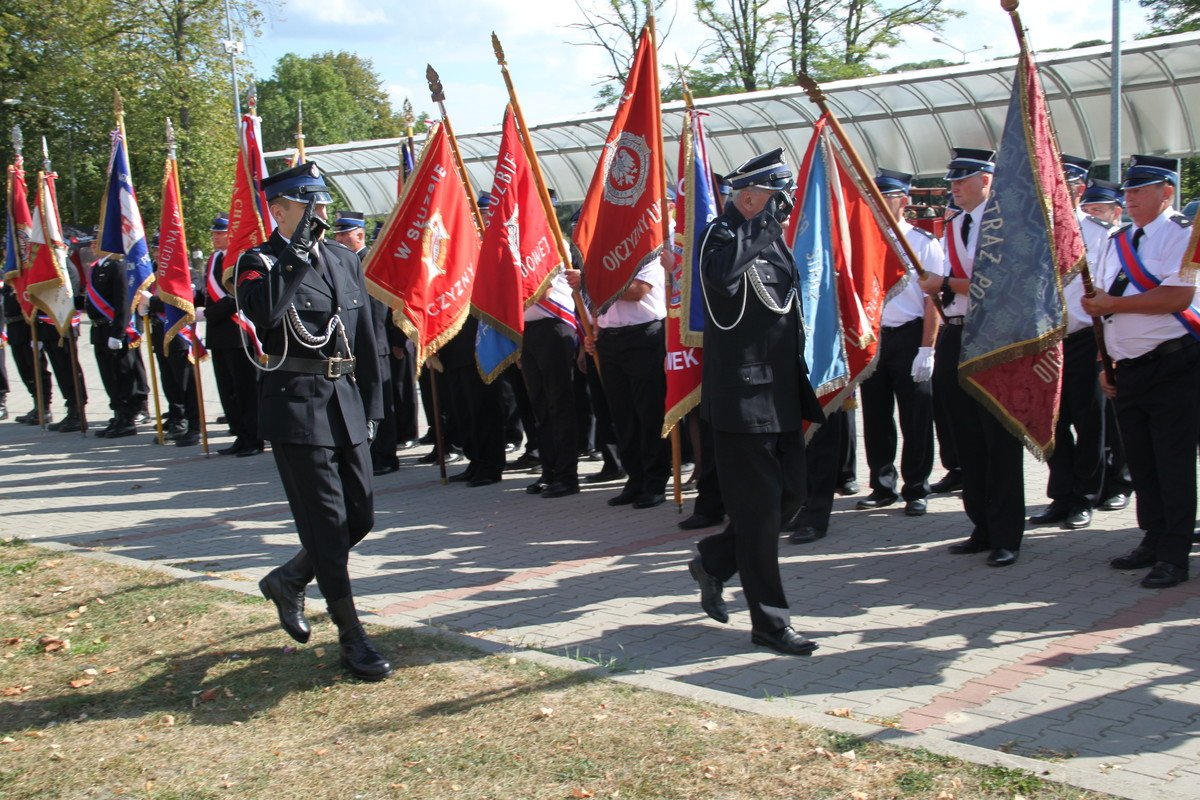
[[1140, 0, 1200, 33]]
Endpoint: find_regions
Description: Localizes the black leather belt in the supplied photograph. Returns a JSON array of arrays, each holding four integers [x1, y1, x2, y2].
[[1116, 335, 1197, 368], [882, 318, 922, 332], [943, 316, 965, 326], [269, 354, 356, 378]]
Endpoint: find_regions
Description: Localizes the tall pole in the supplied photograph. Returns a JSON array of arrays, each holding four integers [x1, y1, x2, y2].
[[222, 0, 243, 121], [1110, 0, 1122, 182], [13, 124, 47, 427], [425, 65, 485, 234], [294, 98, 306, 165]]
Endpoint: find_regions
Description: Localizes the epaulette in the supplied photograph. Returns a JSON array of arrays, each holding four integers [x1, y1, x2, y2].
[[1083, 214, 1113, 230], [1169, 213, 1192, 228], [1111, 222, 1133, 238], [910, 226, 936, 240], [703, 219, 735, 247]]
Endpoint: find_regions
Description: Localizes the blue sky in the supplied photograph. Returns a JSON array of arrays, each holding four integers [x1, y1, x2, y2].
[[244, 0, 1152, 135]]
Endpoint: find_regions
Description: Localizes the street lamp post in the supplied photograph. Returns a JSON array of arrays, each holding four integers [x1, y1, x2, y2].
[[932, 37, 992, 65]]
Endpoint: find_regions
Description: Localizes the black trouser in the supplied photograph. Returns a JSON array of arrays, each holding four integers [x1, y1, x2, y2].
[[1114, 336, 1200, 569], [935, 324, 1025, 550], [370, 353, 399, 470], [0, 318, 8, 396], [272, 440, 373, 603], [521, 318, 579, 486], [391, 348, 419, 443], [932, 337, 961, 475], [584, 352, 620, 471], [502, 365, 537, 453], [7, 318, 51, 407], [212, 347, 260, 443], [1045, 329, 1105, 509], [793, 409, 845, 532], [41, 322, 87, 411], [1101, 399, 1133, 500], [419, 369, 460, 449], [699, 429, 804, 633], [838, 404, 857, 485], [860, 319, 933, 501], [692, 416, 725, 518], [574, 366, 594, 452], [154, 345, 196, 424], [445, 365, 505, 480], [94, 338, 148, 417], [596, 320, 670, 497]]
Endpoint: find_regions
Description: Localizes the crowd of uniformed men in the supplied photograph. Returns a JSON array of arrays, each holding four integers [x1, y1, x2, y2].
[[0, 144, 1195, 672]]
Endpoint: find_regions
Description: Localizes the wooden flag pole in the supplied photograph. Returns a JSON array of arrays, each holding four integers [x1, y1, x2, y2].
[[646, 11, 683, 514], [796, 74, 948, 324], [490, 32, 601, 373], [39, 136, 88, 435], [12, 126, 47, 427], [1002, 0, 1116, 385], [426, 65, 485, 235], [294, 98, 306, 165]]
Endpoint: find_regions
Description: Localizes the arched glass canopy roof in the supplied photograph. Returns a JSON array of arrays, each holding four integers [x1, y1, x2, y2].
[[270, 32, 1200, 215]]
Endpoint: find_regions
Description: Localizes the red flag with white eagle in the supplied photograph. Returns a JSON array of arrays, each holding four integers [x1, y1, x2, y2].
[[365, 122, 481, 374], [5, 153, 34, 321], [573, 26, 666, 315], [27, 170, 75, 336]]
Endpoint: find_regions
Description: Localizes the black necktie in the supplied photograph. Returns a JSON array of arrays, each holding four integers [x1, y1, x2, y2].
[[960, 213, 972, 248], [1109, 228, 1142, 297]]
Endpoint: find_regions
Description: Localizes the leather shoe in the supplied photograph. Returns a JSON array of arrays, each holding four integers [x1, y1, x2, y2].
[[986, 548, 1019, 567], [585, 466, 626, 484], [687, 557, 728, 624], [929, 471, 962, 494], [175, 429, 200, 447], [1099, 493, 1129, 511], [948, 539, 989, 554], [525, 480, 547, 495], [1028, 502, 1069, 526], [607, 487, 640, 506], [678, 513, 723, 531], [1065, 507, 1092, 530], [508, 452, 541, 471], [327, 597, 392, 682], [258, 553, 313, 643], [1110, 546, 1156, 570], [788, 526, 826, 545], [632, 492, 665, 509], [467, 476, 501, 488], [236, 442, 265, 457], [856, 492, 897, 510], [448, 469, 475, 483], [106, 419, 137, 438], [219, 439, 246, 456], [835, 480, 859, 496], [373, 463, 400, 476], [904, 498, 927, 516], [398, 439, 419, 451], [751, 626, 818, 656], [1140, 561, 1189, 588], [541, 481, 580, 498]]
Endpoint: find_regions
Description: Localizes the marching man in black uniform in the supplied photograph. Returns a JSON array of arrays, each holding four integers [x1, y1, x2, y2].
[[84, 253, 148, 438], [235, 162, 390, 680], [1081, 155, 1198, 589], [686, 149, 825, 656]]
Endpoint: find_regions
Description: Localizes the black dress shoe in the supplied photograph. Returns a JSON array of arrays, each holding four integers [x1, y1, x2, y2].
[[687, 557, 728, 624], [788, 526, 826, 544], [751, 626, 818, 656], [504, 441, 519, 454], [948, 539, 989, 554], [236, 442, 265, 457], [585, 466, 626, 484], [1099, 493, 1129, 511], [216, 415, 228, 424], [106, 419, 138, 438], [93, 419, 117, 438], [509, 452, 541, 471], [448, 469, 475, 483], [855, 493, 897, 510], [986, 548, 1019, 567], [607, 487, 640, 506], [398, 439, 419, 451], [929, 471, 962, 494], [678, 513, 723, 531], [219, 439, 246, 456], [1028, 502, 1069, 526], [541, 481, 580, 498], [525, 480, 547, 495], [904, 498, 927, 516], [373, 463, 400, 476], [835, 480, 859, 496], [418, 431, 436, 445], [632, 493, 665, 509], [1110, 546, 1157, 570], [1141, 562, 1189, 588], [327, 598, 392, 682], [467, 476, 501, 488], [258, 553, 313, 643], [49, 412, 83, 433], [1064, 507, 1092, 530]]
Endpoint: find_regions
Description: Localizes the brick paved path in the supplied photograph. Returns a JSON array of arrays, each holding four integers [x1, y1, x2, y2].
[[2, 342, 1197, 799]]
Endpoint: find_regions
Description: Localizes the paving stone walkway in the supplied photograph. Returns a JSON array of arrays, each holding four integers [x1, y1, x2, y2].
[[2, 346, 1197, 799]]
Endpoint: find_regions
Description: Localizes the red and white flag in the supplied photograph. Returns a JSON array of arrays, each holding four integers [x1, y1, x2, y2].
[[26, 170, 75, 335]]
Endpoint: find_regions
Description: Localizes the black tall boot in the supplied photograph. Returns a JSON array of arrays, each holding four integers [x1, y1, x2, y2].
[[326, 596, 393, 682], [258, 550, 314, 643]]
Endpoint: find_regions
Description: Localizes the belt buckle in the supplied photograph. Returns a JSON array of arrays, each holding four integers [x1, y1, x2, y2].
[[326, 356, 344, 379]]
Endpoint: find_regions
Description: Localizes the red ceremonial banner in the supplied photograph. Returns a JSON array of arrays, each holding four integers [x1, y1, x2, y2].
[[574, 26, 666, 315], [156, 157, 195, 347], [365, 122, 481, 374], [27, 171, 76, 335], [5, 158, 35, 320], [223, 111, 275, 285]]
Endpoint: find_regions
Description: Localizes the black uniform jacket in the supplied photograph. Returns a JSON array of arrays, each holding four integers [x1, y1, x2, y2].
[[199, 251, 249, 351], [353, 247, 391, 358], [699, 204, 824, 434], [83, 256, 132, 347], [236, 231, 382, 448]]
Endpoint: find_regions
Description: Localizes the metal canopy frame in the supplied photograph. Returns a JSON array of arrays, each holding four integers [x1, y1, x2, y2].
[[269, 32, 1200, 215]]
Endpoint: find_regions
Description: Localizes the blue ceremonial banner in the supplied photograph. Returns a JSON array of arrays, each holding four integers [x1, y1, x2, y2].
[[792, 124, 848, 399], [97, 128, 155, 328], [958, 50, 1082, 458], [676, 111, 719, 346], [475, 322, 518, 381]]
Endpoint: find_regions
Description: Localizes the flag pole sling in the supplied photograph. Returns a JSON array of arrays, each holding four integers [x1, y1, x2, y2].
[[491, 33, 602, 375]]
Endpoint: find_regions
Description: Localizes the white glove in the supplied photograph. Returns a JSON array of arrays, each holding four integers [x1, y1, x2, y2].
[[194, 307, 206, 321], [137, 293, 150, 316], [911, 346, 935, 382], [366, 419, 378, 443], [106, 337, 123, 351]]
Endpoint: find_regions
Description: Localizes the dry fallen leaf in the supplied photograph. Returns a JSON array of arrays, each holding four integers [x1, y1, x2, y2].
[[1, 736, 14, 744], [2, 638, 20, 646], [936, 792, 957, 800], [54, 586, 74, 594], [2, 686, 31, 697], [537, 707, 554, 719], [700, 721, 718, 731], [68, 678, 94, 689], [103, 667, 121, 675], [39, 637, 67, 653], [571, 789, 595, 798], [842, 749, 857, 761], [145, 615, 156, 624], [850, 792, 869, 800], [314, 647, 327, 658], [199, 687, 221, 702], [313, 748, 329, 756], [160, 715, 176, 727], [82, 668, 98, 677], [828, 707, 853, 718]]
